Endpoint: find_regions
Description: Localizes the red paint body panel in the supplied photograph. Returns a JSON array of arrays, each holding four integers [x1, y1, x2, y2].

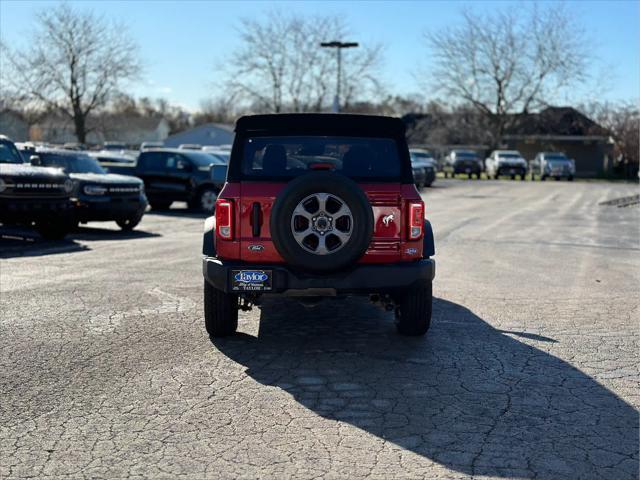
[[215, 181, 425, 264]]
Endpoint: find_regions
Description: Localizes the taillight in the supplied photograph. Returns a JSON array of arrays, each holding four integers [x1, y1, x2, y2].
[[215, 199, 233, 239], [408, 202, 424, 240]]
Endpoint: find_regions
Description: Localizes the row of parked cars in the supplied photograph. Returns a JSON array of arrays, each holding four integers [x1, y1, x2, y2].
[[415, 148, 576, 181], [0, 135, 229, 240]]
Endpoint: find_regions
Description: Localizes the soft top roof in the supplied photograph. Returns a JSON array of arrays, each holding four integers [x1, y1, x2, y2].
[[235, 114, 406, 137]]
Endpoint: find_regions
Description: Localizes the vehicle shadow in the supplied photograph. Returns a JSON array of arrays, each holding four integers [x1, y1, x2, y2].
[[0, 232, 89, 258], [144, 207, 209, 220], [71, 225, 160, 241], [212, 296, 638, 479]]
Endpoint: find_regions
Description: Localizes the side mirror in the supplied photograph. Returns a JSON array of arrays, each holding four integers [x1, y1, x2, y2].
[[210, 164, 227, 184], [30, 155, 42, 166]]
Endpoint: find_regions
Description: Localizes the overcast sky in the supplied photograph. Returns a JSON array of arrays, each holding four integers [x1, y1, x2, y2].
[[2, 0, 638, 111]]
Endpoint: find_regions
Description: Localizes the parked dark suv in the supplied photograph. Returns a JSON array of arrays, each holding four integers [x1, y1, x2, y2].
[[202, 114, 436, 338], [31, 149, 147, 231], [106, 148, 225, 212], [0, 136, 75, 239]]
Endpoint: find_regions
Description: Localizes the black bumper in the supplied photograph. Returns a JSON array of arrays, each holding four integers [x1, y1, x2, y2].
[[203, 257, 436, 294], [74, 194, 147, 222], [0, 197, 74, 222]]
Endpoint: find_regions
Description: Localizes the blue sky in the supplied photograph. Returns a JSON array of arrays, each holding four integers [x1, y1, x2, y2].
[[1, 0, 638, 111]]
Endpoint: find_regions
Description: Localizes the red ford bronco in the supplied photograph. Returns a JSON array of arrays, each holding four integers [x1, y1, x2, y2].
[[202, 114, 435, 337]]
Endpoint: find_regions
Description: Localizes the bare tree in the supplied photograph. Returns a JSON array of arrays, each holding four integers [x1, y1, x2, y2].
[[224, 11, 383, 113], [1, 4, 141, 143], [584, 101, 640, 177], [424, 4, 589, 146], [194, 97, 239, 125]]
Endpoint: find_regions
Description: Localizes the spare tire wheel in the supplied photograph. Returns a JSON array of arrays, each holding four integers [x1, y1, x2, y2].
[[270, 172, 374, 272]]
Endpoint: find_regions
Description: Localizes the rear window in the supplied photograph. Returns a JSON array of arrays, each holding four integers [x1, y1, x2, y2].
[[241, 136, 401, 180]]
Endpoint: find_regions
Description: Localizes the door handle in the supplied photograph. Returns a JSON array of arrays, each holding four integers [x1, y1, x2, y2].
[[251, 202, 262, 237]]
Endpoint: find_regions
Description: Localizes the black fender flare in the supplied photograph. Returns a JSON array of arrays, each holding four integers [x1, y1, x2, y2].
[[423, 219, 435, 258]]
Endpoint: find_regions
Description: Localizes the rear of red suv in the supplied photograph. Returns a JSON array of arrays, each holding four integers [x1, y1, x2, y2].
[[203, 114, 435, 337]]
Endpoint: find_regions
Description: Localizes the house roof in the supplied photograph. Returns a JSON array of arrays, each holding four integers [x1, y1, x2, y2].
[[505, 107, 608, 136]]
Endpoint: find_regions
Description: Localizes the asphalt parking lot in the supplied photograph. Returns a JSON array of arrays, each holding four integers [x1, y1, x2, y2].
[[1, 179, 638, 479]]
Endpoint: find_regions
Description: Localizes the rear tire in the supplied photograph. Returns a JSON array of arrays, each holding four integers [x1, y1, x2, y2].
[[568, 175, 574, 182], [204, 281, 238, 337], [395, 281, 432, 336], [520, 174, 526, 181]]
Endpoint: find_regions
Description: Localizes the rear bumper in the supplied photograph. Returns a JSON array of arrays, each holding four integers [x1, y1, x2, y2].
[[203, 257, 436, 294]]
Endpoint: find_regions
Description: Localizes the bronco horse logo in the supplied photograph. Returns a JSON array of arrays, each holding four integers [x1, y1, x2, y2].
[[382, 214, 395, 227]]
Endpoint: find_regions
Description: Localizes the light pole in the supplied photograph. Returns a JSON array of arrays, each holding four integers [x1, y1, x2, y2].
[[320, 41, 359, 112]]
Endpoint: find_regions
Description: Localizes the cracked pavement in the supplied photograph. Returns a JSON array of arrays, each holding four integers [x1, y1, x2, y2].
[[1, 179, 638, 479]]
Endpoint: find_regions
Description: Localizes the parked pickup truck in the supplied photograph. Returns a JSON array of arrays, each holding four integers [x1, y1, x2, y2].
[[529, 152, 575, 181], [0, 135, 75, 239], [485, 150, 528, 180], [104, 148, 226, 212], [202, 114, 436, 338], [443, 149, 483, 179]]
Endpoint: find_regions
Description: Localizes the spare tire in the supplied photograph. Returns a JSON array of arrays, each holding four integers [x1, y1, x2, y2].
[[270, 171, 374, 272]]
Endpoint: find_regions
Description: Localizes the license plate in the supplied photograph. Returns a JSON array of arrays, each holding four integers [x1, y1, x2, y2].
[[231, 270, 272, 291]]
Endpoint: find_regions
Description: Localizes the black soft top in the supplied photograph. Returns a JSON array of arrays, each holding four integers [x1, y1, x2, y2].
[[229, 114, 413, 183], [235, 114, 406, 137]]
